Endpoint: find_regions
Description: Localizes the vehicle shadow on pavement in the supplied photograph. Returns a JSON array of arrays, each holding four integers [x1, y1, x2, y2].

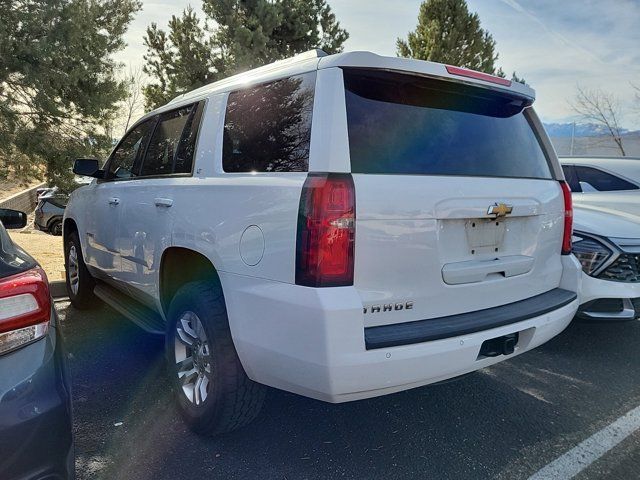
[[57, 302, 640, 480]]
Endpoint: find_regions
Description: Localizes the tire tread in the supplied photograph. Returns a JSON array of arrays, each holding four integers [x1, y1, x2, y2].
[[168, 280, 265, 435]]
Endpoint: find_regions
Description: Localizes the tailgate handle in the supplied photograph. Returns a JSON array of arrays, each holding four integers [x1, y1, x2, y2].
[[442, 256, 534, 285], [108, 197, 120, 206], [154, 198, 173, 208]]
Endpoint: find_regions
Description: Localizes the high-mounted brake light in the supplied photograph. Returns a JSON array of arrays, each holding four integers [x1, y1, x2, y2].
[[445, 65, 512, 87], [560, 181, 573, 255], [0, 267, 51, 355], [296, 173, 355, 287]]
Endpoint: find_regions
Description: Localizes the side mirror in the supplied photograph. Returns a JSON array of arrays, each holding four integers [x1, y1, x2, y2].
[[73, 158, 101, 177], [0, 209, 27, 229], [579, 181, 598, 193]]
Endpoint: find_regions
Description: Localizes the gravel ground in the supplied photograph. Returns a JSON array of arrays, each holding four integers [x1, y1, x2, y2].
[[9, 230, 65, 280]]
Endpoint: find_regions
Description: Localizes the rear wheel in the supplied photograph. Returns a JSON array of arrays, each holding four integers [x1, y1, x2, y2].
[[166, 280, 266, 436], [49, 219, 62, 236], [65, 231, 96, 309]]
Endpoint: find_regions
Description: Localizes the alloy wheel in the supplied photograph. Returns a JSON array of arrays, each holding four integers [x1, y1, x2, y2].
[[68, 245, 80, 296], [174, 311, 212, 406]]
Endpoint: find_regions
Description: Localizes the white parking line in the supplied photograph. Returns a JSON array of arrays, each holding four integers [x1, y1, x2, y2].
[[528, 404, 640, 480]]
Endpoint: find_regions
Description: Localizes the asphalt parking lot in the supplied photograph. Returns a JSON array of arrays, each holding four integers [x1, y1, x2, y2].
[[56, 300, 640, 480]]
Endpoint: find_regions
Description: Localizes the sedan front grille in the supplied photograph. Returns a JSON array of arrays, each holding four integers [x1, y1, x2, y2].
[[599, 254, 640, 283]]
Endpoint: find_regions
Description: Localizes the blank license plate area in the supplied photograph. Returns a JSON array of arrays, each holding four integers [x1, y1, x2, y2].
[[465, 219, 506, 252]]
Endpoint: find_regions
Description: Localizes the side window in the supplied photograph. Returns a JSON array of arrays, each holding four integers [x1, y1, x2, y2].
[[107, 120, 153, 180], [174, 103, 202, 174], [562, 165, 581, 192], [140, 103, 199, 177], [223, 72, 316, 172], [574, 166, 639, 192]]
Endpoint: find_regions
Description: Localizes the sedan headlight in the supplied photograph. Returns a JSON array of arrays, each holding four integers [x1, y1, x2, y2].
[[572, 234, 613, 276]]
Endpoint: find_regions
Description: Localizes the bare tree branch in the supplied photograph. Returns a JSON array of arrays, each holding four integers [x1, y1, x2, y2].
[[569, 85, 626, 156], [632, 83, 640, 114], [120, 66, 147, 134]]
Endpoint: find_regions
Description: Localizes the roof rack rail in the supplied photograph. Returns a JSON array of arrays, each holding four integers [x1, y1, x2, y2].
[[167, 49, 329, 105]]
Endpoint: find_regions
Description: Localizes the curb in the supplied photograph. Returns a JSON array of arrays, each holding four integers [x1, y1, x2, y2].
[[50, 280, 68, 300]]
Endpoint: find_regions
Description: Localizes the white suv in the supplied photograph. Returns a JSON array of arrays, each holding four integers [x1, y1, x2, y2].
[[64, 50, 581, 435]]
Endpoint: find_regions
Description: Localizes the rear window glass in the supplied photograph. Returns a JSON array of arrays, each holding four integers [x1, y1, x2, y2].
[[223, 72, 316, 173], [574, 166, 638, 191], [343, 69, 552, 179], [562, 165, 581, 192]]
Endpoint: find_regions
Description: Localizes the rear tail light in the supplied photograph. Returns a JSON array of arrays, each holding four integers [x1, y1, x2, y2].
[[560, 181, 573, 255], [0, 267, 51, 355], [296, 173, 355, 287]]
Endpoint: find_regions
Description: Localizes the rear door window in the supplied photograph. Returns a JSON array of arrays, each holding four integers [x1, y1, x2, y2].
[[343, 69, 552, 179], [562, 165, 581, 192], [222, 72, 316, 173], [140, 103, 201, 177], [574, 166, 638, 191]]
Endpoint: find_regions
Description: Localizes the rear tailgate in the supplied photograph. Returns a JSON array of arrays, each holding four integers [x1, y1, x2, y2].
[[341, 68, 565, 328]]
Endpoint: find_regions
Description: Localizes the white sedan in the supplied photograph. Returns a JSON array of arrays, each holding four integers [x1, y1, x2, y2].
[[560, 156, 640, 216], [572, 204, 640, 321]]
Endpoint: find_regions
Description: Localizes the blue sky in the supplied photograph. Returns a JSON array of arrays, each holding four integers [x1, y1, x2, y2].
[[118, 0, 640, 128]]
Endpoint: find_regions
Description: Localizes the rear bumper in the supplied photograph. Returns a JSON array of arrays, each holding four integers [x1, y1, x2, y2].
[[577, 272, 640, 321], [365, 288, 576, 349], [33, 220, 47, 232], [221, 272, 579, 403], [0, 309, 74, 480]]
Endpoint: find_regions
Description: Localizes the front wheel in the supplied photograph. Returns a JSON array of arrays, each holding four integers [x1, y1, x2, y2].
[[166, 280, 266, 436], [65, 231, 96, 309]]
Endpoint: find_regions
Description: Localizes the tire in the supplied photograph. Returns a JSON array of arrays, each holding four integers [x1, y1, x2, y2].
[[65, 230, 97, 309], [166, 280, 266, 436], [49, 219, 62, 236]]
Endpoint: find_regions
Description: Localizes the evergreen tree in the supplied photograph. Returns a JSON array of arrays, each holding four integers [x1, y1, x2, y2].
[[511, 71, 527, 85], [0, 0, 141, 189], [397, 0, 499, 74], [143, 0, 348, 109]]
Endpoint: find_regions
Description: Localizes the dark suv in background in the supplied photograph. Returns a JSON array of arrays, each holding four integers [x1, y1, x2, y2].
[[34, 192, 67, 236], [0, 208, 74, 479]]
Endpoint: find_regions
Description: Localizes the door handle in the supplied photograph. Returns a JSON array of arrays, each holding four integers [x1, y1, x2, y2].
[[154, 198, 173, 208], [108, 197, 120, 206]]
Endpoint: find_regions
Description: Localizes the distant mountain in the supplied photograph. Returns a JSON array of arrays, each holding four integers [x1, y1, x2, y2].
[[542, 122, 638, 138]]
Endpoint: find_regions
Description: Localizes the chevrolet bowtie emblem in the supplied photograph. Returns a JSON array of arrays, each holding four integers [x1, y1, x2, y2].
[[487, 203, 513, 218]]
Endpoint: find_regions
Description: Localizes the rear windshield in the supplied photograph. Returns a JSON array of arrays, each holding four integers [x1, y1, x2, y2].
[[0, 227, 35, 278], [343, 69, 552, 179]]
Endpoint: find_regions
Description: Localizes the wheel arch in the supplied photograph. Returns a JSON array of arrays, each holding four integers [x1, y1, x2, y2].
[[159, 247, 221, 316], [48, 215, 63, 231], [63, 217, 78, 246]]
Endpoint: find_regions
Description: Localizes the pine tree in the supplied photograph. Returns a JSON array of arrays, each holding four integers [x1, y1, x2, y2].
[[0, 0, 141, 189], [143, 7, 217, 110], [143, 0, 348, 109], [397, 0, 499, 75], [511, 72, 527, 85]]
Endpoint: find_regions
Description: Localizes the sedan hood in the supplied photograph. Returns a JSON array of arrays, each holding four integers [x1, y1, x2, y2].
[[573, 203, 640, 239], [572, 191, 640, 218]]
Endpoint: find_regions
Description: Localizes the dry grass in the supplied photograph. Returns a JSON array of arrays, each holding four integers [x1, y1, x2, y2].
[[9, 231, 65, 281]]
